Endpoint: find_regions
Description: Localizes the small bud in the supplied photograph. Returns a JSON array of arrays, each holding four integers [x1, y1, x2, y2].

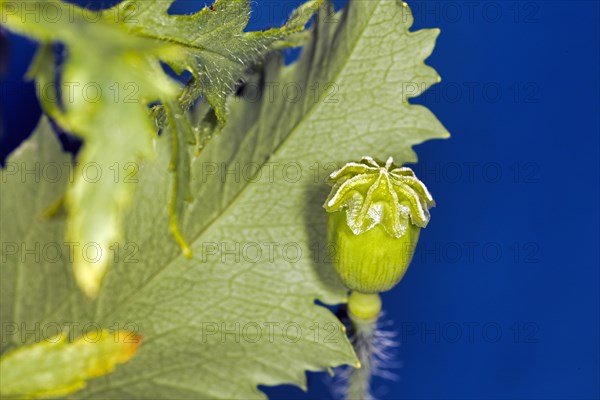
[[324, 156, 435, 293]]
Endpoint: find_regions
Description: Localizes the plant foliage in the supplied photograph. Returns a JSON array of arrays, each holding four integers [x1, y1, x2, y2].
[[0, 0, 448, 398]]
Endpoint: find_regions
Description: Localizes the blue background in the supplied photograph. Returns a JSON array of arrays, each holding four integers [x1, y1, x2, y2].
[[1, 1, 598, 399]]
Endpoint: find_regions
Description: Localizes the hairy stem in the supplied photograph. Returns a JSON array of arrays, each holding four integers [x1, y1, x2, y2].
[[347, 313, 378, 400], [346, 292, 383, 400]]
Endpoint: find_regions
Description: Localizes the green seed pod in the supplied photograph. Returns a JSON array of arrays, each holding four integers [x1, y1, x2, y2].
[[324, 156, 435, 293]]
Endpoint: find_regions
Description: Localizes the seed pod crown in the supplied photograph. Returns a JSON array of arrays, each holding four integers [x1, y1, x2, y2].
[[324, 156, 435, 238]]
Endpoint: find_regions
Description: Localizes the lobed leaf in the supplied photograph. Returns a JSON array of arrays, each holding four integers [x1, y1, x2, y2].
[[0, 0, 321, 296], [0, 0, 448, 398]]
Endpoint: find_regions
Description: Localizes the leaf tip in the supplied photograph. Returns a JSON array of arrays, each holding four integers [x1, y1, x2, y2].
[[73, 258, 108, 299], [114, 332, 144, 362]]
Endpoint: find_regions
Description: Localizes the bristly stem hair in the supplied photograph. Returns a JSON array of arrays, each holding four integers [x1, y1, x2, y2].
[[336, 293, 399, 400]]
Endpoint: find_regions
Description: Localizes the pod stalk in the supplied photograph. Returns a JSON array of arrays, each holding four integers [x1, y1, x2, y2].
[[346, 292, 381, 400]]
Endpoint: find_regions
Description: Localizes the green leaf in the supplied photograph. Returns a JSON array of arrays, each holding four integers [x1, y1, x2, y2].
[[162, 100, 194, 258], [4, 0, 180, 297], [1, 0, 448, 398], [0, 330, 141, 399], [124, 0, 325, 126], [1, 0, 321, 297]]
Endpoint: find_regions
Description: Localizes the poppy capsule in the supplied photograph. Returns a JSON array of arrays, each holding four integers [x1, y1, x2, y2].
[[324, 156, 435, 294]]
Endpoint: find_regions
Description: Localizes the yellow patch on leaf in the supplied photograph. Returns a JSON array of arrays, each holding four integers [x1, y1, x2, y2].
[[0, 329, 142, 399]]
